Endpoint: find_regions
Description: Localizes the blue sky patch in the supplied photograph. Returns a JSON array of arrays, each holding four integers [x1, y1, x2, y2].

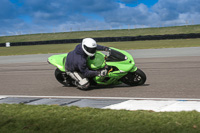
[[0, 0, 200, 36]]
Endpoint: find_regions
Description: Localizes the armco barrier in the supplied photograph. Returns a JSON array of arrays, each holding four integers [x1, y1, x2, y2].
[[0, 33, 200, 47]]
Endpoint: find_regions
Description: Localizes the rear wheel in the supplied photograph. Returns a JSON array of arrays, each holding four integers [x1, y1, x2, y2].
[[55, 68, 73, 86], [121, 68, 146, 86]]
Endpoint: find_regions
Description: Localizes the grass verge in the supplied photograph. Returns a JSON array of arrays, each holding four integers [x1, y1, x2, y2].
[[0, 25, 200, 43], [0, 104, 200, 133], [0, 38, 200, 56]]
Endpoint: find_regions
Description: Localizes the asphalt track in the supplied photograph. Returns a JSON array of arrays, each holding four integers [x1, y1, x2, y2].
[[0, 47, 200, 99]]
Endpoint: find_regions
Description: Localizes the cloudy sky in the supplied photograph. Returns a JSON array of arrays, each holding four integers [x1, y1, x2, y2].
[[1, 0, 200, 36]]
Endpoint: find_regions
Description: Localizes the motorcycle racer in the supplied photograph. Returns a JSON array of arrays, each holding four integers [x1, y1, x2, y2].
[[65, 38, 109, 90]]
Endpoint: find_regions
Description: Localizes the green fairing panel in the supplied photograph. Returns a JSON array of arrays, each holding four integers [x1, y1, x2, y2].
[[106, 47, 136, 72], [48, 54, 67, 72], [87, 52, 106, 70], [106, 62, 134, 72], [94, 72, 126, 85], [130, 65, 137, 72]]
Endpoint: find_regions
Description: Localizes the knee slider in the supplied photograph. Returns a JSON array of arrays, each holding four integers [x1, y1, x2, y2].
[[73, 72, 89, 86]]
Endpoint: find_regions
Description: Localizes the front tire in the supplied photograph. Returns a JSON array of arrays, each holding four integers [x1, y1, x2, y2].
[[121, 68, 146, 86]]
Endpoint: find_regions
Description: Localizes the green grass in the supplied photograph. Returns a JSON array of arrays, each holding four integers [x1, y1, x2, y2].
[[1, 26, 200, 133], [0, 38, 200, 56], [0, 104, 200, 133], [0, 25, 200, 43]]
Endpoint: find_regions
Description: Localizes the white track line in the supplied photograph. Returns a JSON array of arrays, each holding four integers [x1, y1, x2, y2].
[[104, 100, 200, 112], [0, 96, 7, 99], [1, 95, 200, 101]]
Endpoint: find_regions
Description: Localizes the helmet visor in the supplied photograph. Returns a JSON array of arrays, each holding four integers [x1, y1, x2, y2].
[[84, 45, 96, 54]]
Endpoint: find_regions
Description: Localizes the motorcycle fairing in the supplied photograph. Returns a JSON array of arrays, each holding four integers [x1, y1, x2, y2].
[[48, 53, 67, 72]]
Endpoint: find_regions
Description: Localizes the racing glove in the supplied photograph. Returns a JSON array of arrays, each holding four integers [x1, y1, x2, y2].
[[105, 47, 111, 57], [98, 69, 107, 77], [105, 47, 111, 52]]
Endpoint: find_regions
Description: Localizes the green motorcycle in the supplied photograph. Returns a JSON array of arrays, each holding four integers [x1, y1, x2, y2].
[[48, 47, 146, 88]]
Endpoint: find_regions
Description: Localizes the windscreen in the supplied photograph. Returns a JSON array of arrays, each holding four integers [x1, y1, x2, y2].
[[106, 49, 127, 61]]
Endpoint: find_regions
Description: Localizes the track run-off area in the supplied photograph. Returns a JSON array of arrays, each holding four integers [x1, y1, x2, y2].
[[0, 47, 200, 111]]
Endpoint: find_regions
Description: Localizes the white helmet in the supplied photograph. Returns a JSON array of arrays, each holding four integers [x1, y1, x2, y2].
[[82, 38, 97, 56]]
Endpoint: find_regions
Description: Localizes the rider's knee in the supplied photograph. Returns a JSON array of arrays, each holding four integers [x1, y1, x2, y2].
[[67, 71, 90, 90]]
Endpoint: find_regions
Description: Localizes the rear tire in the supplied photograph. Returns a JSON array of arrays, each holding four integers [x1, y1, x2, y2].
[[55, 68, 73, 86], [121, 68, 146, 86]]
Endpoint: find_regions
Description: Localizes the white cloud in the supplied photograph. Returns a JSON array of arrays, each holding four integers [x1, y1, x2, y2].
[[119, 3, 126, 8], [0, 0, 200, 36], [152, 0, 200, 25]]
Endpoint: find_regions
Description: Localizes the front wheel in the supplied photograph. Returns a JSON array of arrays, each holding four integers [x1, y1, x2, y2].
[[121, 68, 146, 86]]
